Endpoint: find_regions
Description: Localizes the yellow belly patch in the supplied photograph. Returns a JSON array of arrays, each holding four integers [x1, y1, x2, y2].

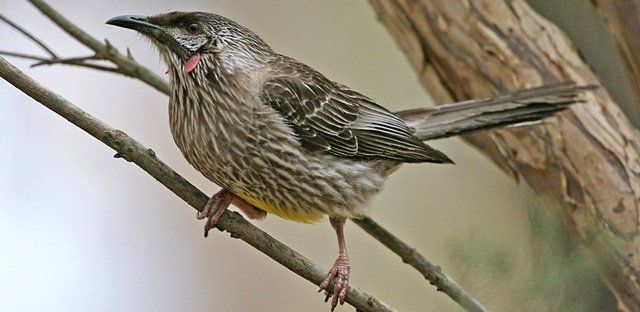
[[237, 193, 324, 224]]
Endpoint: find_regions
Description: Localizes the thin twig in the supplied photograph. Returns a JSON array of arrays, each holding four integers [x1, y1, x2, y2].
[[0, 12, 58, 58], [0, 50, 49, 62], [12, 1, 487, 310], [36, 60, 120, 73], [354, 217, 488, 312], [0, 11, 120, 75], [0, 50, 120, 73], [0, 12, 128, 75], [31, 54, 99, 67], [30, 54, 120, 73], [27, 0, 170, 95], [0, 56, 397, 312], [34, 60, 120, 73]]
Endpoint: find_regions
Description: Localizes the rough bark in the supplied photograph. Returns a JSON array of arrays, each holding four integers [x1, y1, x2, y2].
[[370, 0, 640, 310], [590, 0, 640, 114]]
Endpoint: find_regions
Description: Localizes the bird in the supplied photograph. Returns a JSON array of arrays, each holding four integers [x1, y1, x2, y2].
[[106, 12, 593, 311]]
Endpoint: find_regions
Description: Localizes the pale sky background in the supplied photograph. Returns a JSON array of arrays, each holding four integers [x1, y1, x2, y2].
[[0, 0, 631, 311]]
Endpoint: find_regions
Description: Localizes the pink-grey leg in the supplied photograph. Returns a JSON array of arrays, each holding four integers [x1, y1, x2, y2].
[[319, 216, 350, 311], [232, 196, 267, 220]]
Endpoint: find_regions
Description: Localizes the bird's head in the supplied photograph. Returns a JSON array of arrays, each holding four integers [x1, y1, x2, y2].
[[106, 12, 274, 74]]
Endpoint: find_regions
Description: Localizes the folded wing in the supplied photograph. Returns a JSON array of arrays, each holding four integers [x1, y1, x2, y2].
[[260, 63, 452, 163]]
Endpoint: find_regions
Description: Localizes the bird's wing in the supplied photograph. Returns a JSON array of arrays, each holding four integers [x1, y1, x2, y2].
[[260, 72, 452, 163]]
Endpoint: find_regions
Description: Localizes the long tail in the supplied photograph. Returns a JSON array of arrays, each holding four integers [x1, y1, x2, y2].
[[396, 82, 596, 141]]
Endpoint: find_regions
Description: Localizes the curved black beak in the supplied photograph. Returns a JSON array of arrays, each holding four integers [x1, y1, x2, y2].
[[106, 15, 159, 33]]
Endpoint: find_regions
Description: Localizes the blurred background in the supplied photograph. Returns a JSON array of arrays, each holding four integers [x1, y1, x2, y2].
[[0, 0, 632, 311]]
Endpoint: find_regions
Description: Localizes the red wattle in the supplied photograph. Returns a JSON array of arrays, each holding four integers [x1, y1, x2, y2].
[[184, 54, 201, 73]]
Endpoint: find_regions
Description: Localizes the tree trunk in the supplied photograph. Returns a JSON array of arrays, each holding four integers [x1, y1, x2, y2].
[[370, 0, 640, 310], [590, 0, 640, 115]]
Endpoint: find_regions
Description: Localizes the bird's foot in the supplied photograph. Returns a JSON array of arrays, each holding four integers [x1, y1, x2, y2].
[[319, 254, 350, 311], [196, 189, 233, 237]]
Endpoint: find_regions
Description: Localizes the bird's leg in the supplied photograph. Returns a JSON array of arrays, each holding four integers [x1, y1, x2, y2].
[[196, 188, 233, 237], [232, 196, 267, 220], [319, 217, 350, 311], [197, 190, 267, 237]]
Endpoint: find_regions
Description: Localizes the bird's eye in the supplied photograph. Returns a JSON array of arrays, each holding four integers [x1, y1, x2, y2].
[[186, 23, 201, 34]]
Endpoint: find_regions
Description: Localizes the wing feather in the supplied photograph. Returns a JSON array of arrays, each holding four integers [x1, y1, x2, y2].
[[260, 60, 452, 163]]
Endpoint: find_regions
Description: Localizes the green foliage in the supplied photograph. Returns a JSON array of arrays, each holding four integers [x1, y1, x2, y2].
[[445, 204, 616, 311]]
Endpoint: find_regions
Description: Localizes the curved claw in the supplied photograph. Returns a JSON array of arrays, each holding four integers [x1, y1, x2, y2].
[[198, 189, 233, 237], [319, 255, 350, 311]]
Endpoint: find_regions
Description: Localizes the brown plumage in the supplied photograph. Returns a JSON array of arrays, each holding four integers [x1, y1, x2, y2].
[[107, 12, 593, 311]]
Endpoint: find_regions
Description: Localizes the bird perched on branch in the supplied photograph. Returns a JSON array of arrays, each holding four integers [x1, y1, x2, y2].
[[107, 12, 593, 311]]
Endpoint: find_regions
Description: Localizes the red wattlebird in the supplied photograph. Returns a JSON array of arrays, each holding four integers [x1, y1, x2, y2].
[[107, 12, 593, 311]]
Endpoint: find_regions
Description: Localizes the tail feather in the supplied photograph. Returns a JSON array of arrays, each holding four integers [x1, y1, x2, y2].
[[396, 82, 596, 141]]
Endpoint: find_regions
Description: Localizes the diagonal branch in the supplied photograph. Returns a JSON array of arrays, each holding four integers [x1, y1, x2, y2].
[[4, 1, 488, 311], [354, 217, 486, 312], [0, 56, 397, 312]]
